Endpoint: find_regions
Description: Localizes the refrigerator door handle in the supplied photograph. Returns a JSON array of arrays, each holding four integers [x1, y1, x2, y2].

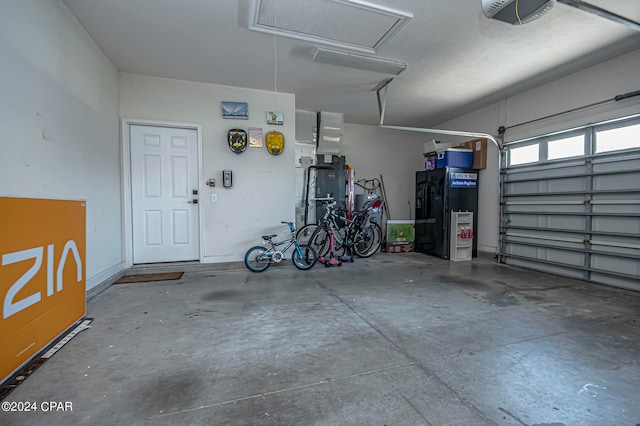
[[443, 199, 448, 229]]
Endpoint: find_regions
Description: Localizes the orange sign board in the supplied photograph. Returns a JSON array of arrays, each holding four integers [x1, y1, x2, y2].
[[1, 197, 86, 383]]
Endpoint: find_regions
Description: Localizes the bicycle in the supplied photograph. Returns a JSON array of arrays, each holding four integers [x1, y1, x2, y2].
[[297, 199, 382, 259], [244, 221, 318, 272]]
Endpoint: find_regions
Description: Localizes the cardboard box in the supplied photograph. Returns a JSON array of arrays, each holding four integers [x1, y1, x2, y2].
[[458, 138, 487, 169], [436, 148, 473, 169], [386, 242, 415, 253]]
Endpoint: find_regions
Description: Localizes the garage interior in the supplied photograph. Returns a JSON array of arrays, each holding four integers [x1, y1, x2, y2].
[[1, 0, 640, 425], [5, 256, 640, 425]]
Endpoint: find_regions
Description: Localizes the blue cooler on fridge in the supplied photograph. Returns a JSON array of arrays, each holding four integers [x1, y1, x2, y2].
[[436, 148, 473, 169]]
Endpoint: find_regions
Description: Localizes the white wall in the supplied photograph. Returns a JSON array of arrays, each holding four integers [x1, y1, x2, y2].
[[435, 48, 640, 254], [119, 73, 296, 263], [0, 0, 121, 290], [342, 123, 427, 221]]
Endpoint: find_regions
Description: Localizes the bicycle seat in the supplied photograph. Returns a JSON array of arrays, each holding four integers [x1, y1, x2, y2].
[[363, 199, 382, 212], [262, 234, 277, 240]]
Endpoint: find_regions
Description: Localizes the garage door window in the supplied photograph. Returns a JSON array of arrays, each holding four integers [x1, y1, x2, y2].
[[547, 135, 584, 160], [509, 143, 539, 166], [596, 122, 640, 153]]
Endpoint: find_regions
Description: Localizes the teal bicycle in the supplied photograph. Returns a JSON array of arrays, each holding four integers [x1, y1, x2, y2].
[[244, 221, 318, 272]]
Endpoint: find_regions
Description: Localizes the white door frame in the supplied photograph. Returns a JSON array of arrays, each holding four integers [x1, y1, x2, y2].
[[121, 118, 204, 267]]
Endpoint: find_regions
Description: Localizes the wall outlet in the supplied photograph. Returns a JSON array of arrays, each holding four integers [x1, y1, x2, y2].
[[211, 193, 217, 202]]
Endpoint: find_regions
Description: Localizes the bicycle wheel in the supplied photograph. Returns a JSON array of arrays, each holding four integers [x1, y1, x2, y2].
[[292, 244, 318, 270], [353, 222, 382, 258], [309, 226, 330, 257], [331, 228, 347, 256], [244, 246, 271, 272], [296, 224, 318, 245]]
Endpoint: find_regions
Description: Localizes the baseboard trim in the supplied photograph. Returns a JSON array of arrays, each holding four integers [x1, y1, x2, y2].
[[86, 262, 124, 301], [478, 245, 497, 254]]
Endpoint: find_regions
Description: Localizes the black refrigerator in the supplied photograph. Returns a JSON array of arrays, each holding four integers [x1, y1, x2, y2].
[[415, 168, 479, 259]]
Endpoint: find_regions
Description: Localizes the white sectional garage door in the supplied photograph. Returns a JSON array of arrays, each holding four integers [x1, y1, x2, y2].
[[501, 116, 640, 291]]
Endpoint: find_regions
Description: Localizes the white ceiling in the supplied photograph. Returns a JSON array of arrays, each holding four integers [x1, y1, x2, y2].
[[62, 0, 640, 127]]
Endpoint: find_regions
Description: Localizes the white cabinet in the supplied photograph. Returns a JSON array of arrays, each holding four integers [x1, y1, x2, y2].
[[450, 211, 474, 261]]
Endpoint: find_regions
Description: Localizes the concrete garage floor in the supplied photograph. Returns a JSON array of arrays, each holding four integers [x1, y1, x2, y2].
[[3, 253, 640, 426]]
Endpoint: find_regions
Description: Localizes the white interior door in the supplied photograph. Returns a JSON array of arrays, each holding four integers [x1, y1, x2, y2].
[[130, 124, 199, 264]]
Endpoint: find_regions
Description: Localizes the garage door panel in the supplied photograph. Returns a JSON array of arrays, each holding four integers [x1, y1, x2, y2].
[[592, 193, 640, 202], [593, 174, 640, 191], [506, 215, 587, 230], [592, 155, 640, 173], [544, 177, 587, 192], [507, 194, 585, 204], [505, 234, 585, 250], [591, 204, 640, 215], [505, 205, 586, 214], [506, 214, 536, 227], [505, 243, 539, 258], [502, 118, 640, 290], [506, 242, 584, 266], [541, 247, 584, 266], [591, 235, 640, 252], [505, 181, 587, 194], [505, 177, 586, 193], [590, 273, 640, 292], [592, 217, 640, 234], [508, 161, 586, 176], [546, 216, 587, 230], [505, 180, 547, 194], [507, 257, 585, 280], [591, 254, 640, 278]]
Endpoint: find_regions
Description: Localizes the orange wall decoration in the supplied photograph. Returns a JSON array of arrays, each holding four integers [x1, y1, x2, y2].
[[1, 197, 86, 383]]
